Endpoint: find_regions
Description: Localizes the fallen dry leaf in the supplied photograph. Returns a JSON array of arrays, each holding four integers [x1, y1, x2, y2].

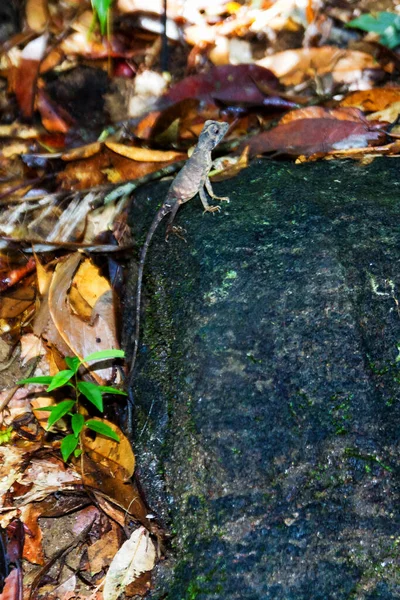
[[105, 141, 186, 163], [0, 445, 32, 504], [257, 46, 384, 88], [0, 125, 43, 139], [340, 87, 400, 112], [279, 106, 372, 125], [20, 333, 46, 365], [48, 253, 120, 384], [82, 454, 151, 528], [87, 520, 122, 576], [25, 0, 49, 32], [103, 527, 156, 600], [61, 142, 102, 162], [20, 503, 45, 565], [367, 101, 400, 123], [82, 418, 135, 481], [242, 107, 385, 157], [68, 258, 111, 322], [0, 568, 21, 600], [14, 34, 48, 118], [36, 88, 75, 133], [14, 456, 80, 505], [320, 138, 400, 160], [164, 64, 280, 106]]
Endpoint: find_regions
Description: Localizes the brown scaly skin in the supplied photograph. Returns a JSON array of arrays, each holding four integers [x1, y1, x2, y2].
[[129, 120, 229, 379]]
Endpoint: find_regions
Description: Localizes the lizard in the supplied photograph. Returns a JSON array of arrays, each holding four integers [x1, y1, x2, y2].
[[129, 120, 229, 377]]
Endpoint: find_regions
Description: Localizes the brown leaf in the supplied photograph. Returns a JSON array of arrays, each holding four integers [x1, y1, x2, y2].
[[69, 259, 111, 322], [368, 101, 400, 124], [0, 273, 36, 339], [124, 570, 152, 598], [20, 333, 46, 365], [319, 138, 400, 160], [57, 151, 110, 190], [82, 455, 151, 529], [0, 257, 36, 293], [148, 98, 200, 142], [25, 0, 49, 33], [48, 253, 120, 384], [82, 419, 135, 481], [36, 89, 75, 133], [257, 47, 384, 87], [105, 142, 186, 163], [279, 106, 372, 125], [14, 34, 48, 118], [243, 107, 385, 157], [14, 456, 80, 504], [105, 154, 176, 185], [103, 527, 156, 600], [20, 503, 45, 565], [87, 520, 122, 576], [61, 142, 102, 162], [211, 146, 249, 182], [340, 87, 400, 112]]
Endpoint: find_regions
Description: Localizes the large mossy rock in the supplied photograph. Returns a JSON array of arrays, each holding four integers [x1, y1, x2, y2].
[[124, 158, 400, 599]]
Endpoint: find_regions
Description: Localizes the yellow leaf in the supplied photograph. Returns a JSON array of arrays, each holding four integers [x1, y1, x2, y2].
[[105, 141, 185, 162]]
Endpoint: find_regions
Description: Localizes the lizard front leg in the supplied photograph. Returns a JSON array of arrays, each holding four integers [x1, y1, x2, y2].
[[205, 177, 229, 203]]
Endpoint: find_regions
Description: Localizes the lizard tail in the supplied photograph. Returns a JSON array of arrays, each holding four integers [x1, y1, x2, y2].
[[130, 205, 171, 376]]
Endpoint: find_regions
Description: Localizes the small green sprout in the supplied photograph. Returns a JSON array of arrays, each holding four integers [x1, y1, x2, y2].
[[18, 349, 126, 462]]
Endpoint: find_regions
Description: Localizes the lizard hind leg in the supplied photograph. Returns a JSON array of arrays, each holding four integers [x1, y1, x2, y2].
[[166, 224, 187, 242], [165, 198, 187, 240]]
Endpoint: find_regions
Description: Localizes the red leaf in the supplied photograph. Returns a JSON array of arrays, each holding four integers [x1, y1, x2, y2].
[[243, 107, 386, 157], [164, 64, 280, 106], [36, 89, 75, 133], [0, 569, 21, 600], [14, 35, 48, 119]]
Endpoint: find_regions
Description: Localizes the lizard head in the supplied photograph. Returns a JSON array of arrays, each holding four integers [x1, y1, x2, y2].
[[198, 120, 229, 150]]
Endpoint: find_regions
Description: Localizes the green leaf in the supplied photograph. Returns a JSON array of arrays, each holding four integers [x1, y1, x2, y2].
[[61, 434, 79, 462], [97, 385, 127, 396], [74, 448, 83, 458], [92, 0, 113, 35], [381, 26, 400, 49], [17, 376, 54, 385], [71, 413, 85, 437], [0, 426, 13, 445], [47, 400, 75, 429], [77, 381, 103, 411], [83, 349, 125, 363], [85, 420, 120, 442], [47, 370, 74, 392], [347, 12, 400, 48], [65, 356, 81, 374]]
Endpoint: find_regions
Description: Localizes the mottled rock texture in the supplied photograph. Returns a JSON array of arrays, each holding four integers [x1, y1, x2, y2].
[[124, 158, 400, 600]]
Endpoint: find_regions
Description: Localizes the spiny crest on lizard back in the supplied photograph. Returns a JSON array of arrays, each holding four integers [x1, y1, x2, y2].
[[197, 120, 229, 150]]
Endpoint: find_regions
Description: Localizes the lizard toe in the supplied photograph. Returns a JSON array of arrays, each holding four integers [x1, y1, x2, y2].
[[166, 224, 187, 242], [204, 205, 221, 214]]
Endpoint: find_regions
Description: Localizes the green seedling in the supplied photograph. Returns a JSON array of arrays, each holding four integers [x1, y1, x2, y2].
[[91, 0, 113, 36], [347, 12, 400, 49], [0, 426, 13, 445], [18, 349, 126, 462]]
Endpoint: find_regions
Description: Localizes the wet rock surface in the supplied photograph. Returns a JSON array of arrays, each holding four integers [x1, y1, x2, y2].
[[124, 158, 400, 599]]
